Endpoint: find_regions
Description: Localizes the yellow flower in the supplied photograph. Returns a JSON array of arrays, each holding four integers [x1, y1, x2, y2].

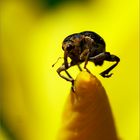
[[0, 0, 139, 140]]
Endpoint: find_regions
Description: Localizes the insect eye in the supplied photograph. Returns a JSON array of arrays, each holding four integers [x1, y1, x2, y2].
[[66, 45, 74, 51]]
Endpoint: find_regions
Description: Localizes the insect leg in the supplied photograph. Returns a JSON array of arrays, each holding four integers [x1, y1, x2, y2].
[[82, 36, 94, 71], [77, 64, 82, 71], [65, 70, 73, 78], [100, 54, 120, 77], [57, 63, 74, 82], [79, 48, 91, 72], [89, 52, 120, 77], [84, 52, 91, 73]]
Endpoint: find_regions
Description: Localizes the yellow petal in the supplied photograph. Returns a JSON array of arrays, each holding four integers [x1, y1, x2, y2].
[[57, 71, 118, 140]]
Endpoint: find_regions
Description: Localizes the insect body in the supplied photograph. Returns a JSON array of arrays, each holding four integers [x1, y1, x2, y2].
[[55, 31, 120, 82]]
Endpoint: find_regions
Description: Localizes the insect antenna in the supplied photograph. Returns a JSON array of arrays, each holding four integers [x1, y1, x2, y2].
[[52, 57, 63, 67]]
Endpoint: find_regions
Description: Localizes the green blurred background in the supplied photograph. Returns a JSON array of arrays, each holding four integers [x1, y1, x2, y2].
[[0, 0, 139, 140]]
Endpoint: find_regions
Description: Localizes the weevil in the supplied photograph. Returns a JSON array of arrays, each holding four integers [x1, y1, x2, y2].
[[53, 31, 120, 83]]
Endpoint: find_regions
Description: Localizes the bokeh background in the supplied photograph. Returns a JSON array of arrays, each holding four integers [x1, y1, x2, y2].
[[0, 0, 139, 140]]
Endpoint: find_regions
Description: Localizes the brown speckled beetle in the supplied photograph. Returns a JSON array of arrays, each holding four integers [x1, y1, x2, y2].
[[53, 31, 120, 83]]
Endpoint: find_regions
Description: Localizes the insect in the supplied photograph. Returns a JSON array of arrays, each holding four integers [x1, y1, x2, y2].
[[53, 31, 120, 83]]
